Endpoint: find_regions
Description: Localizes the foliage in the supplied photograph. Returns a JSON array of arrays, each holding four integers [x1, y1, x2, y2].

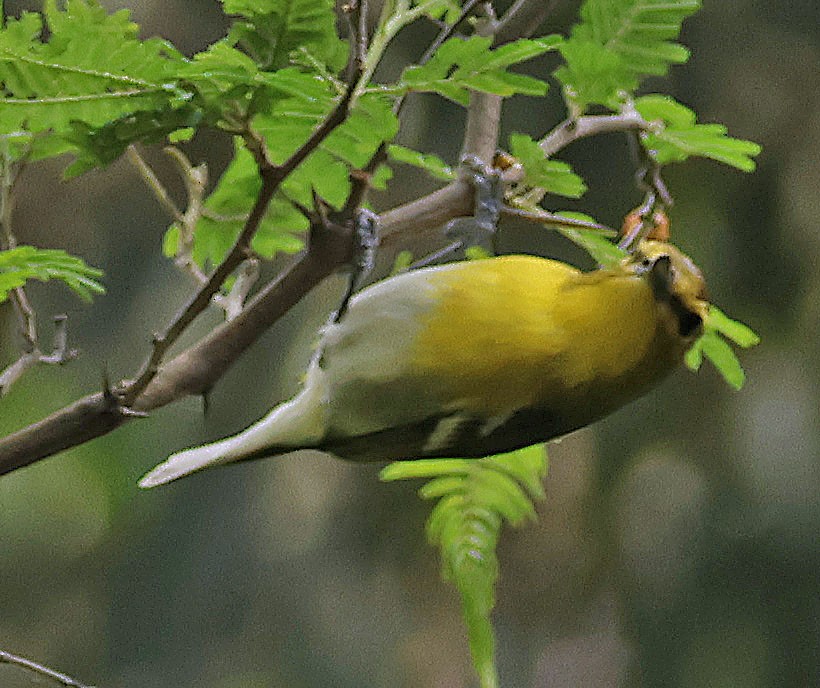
[[0, 245, 104, 302], [508, 132, 586, 198], [387, 144, 455, 181], [686, 306, 761, 390], [394, 35, 559, 105], [222, 0, 347, 72], [0, 0, 186, 166], [635, 95, 762, 171], [554, 0, 701, 110], [0, 0, 763, 685], [382, 445, 548, 688]]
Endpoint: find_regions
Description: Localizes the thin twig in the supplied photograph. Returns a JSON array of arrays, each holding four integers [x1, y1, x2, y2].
[[501, 205, 614, 234], [1, 145, 39, 352], [39, 314, 79, 365], [1, 142, 42, 396], [128, 144, 211, 284], [0, 649, 95, 688], [343, 0, 484, 217], [163, 146, 209, 281], [0, 315, 78, 395], [619, 129, 674, 250], [126, 145, 183, 222], [539, 111, 650, 158], [9, 287, 37, 350], [214, 257, 260, 321], [495, 0, 561, 44], [0, 353, 40, 395]]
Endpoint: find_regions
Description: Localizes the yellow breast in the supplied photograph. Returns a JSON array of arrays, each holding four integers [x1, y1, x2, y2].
[[412, 255, 662, 417]]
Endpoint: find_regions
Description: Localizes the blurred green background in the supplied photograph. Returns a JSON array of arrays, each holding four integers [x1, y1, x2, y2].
[[1, 1, 818, 687]]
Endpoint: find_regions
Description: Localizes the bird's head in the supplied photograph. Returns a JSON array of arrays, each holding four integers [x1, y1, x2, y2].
[[627, 241, 710, 341]]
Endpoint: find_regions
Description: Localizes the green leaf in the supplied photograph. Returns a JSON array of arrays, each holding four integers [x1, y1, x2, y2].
[[387, 144, 455, 180], [253, 80, 398, 208], [549, 212, 625, 267], [222, 0, 347, 72], [706, 305, 760, 347], [62, 105, 202, 178], [419, 0, 464, 24], [554, 39, 636, 110], [180, 40, 261, 96], [686, 305, 759, 390], [397, 35, 557, 105], [636, 95, 762, 171], [555, 0, 701, 110], [166, 141, 306, 270], [508, 133, 586, 198], [371, 162, 393, 190], [0, 0, 185, 160], [687, 331, 745, 390], [0, 246, 105, 302], [381, 444, 548, 687], [168, 79, 400, 271]]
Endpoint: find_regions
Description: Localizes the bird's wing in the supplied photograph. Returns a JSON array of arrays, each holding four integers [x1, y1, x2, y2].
[[317, 256, 577, 440]]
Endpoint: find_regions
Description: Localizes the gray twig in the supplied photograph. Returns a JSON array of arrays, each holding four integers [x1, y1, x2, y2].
[[0, 649, 95, 688], [0, 315, 78, 396]]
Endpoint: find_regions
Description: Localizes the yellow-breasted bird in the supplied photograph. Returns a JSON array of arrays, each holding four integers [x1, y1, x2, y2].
[[139, 240, 708, 488]]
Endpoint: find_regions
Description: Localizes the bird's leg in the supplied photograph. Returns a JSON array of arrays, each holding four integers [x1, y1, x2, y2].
[[333, 208, 380, 322], [412, 155, 503, 269], [620, 130, 674, 250]]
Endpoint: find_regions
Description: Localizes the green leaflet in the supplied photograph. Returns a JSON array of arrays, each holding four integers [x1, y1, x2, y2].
[[387, 144, 455, 181], [0, 246, 105, 302], [382, 445, 548, 688], [636, 95, 762, 172], [396, 35, 559, 105], [555, 0, 701, 110], [222, 0, 347, 72], [0, 0, 184, 160], [508, 133, 586, 199], [686, 306, 760, 390]]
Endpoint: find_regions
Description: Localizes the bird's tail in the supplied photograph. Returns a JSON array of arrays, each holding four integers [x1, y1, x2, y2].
[[139, 365, 328, 488]]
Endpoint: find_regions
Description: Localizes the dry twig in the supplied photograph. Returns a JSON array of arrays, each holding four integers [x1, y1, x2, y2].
[[0, 650, 95, 688]]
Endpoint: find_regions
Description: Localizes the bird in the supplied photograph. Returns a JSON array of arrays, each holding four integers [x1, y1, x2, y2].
[[139, 240, 709, 488]]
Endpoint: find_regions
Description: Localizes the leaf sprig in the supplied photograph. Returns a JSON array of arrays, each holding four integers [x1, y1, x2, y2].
[[686, 306, 761, 390], [0, 246, 105, 303], [555, 0, 702, 110], [395, 35, 560, 105], [381, 445, 548, 688], [636, 95, 762, 172]]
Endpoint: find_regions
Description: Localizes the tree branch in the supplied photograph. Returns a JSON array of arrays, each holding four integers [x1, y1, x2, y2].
[[0, 13, 372, 472], [539, 111, 650, 158], [121, 32, 364, 407], [0, 218, 355, 474]]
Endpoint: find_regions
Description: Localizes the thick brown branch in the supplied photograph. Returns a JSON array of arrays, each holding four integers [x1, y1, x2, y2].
[[0, 227, 353, 475], [0, 390, 124, 475], [379, 180, 474, 249], [134, 233, 350, 410]]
